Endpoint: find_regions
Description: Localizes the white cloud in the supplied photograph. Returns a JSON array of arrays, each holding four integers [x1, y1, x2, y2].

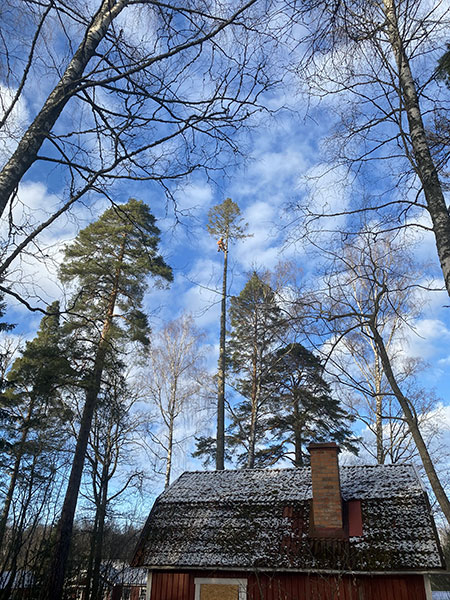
[[0, 85, 29, 164], [404, 319, 450, 361], [172, 182, 213, 213]]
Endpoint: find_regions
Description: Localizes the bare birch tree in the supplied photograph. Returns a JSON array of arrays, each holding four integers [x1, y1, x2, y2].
[[290, 0, 450, 296], [313, 227, 450, 523], [0, 0, 276, 297], [329, 232, 425, 464], [145, 314, 210, 488]]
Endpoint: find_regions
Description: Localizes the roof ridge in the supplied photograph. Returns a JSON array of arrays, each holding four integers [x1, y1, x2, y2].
[[187, 466, 309, 474], [175, 463, 416, 477]]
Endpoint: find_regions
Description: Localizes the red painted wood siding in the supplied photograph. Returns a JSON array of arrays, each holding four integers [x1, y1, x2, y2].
[[151, 572, 192, 600], [150, 571, 427, 600]]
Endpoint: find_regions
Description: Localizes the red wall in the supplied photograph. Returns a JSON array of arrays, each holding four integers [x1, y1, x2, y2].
[[150, 570, 427, 600]]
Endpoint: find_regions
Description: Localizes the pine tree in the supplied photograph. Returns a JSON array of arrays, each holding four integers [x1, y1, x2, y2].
[[226, 272, 287, 469], [0, 302, 71, 599], [206, 198, 250, 470], [257, 343, 357, 467], [44, 198, 172, 600]]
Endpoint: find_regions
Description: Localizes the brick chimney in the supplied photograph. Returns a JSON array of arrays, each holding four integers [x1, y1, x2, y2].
[[308, 442, 344, 536]]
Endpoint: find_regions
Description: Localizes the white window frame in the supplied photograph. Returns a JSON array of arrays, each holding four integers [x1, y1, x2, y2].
[[194, 577, 247, 600], [146, 571, 152, 600], [423, 574, 432, 600]]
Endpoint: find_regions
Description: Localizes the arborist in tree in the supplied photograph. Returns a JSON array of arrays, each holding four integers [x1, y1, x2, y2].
[[217, 237, 226, 252]]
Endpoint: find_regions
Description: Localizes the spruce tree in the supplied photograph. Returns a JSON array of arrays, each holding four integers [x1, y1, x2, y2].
[[44, 198, 172, 600], [257, 343, 357, 467], [206, 198, 250, 470], [226, 272, 287, 469]]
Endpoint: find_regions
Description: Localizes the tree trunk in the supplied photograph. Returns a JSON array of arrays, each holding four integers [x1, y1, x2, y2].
[[164, 408, 175, 489], [383, 0, 450, 297], [0, 452, 40, 600], [216, 245, 228, 470], [84, 507, 99, 600], [246, 328, 259, 469], [0, 398, 35, 548], [90, 462, 109, 600], [43, 335, 110, 599], [0, 0, 126, 218], [369, 318, 450, 524], [374, 356, 384, 464], [42, 237, 126, 600], [293, 395, 303, 467]]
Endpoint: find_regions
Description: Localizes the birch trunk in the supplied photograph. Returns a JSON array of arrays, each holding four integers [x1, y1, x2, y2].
[[374, 355, 384, 464], [369, 318, 450, 524], [0, 0, 126, 217], [383, 0, 450, 296], [164, 406, 175, 489]]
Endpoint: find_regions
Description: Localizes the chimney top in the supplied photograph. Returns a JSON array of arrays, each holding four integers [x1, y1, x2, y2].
[[309, 442, 344, 537], [308, 442, 340, 451]]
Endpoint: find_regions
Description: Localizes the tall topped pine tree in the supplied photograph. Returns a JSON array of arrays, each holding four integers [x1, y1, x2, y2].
[[45, 199, 172, 600], [206, 198, 250, 470]]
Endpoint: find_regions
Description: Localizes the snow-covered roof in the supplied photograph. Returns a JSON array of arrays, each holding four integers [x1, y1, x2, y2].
[[133, 465, 444, 573], [110, 565, 147, 586]]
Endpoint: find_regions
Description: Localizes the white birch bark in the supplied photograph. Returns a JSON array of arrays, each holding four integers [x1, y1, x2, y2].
[[0, 0, 127, 217], [383, 0, 450, 296]]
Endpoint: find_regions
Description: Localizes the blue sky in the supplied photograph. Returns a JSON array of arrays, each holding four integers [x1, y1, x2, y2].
[[4, 103, 450, 429], [1, 0, 450, 511]]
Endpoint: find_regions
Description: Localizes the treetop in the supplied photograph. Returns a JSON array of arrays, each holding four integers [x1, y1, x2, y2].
[[207, 197, 250, 242]]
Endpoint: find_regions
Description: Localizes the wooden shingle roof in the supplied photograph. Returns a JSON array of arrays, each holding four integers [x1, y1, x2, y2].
[[133, 465, 445, 573]]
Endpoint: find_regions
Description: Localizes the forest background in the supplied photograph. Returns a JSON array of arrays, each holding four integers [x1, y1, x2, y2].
[[1, 0, 450, 597]]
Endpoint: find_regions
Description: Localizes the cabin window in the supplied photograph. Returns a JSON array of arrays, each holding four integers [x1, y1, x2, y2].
[[194, 578, 247, 600]]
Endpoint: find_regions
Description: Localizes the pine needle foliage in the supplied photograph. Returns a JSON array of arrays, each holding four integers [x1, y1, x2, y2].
[[260, 343, 358, 467], [44, 198, 171, 598], [60, 198, 172, 347], [227, 272, 287, 468]]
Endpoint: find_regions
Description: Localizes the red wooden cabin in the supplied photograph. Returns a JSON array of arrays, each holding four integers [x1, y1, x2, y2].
[[132, 443, 445, 600]]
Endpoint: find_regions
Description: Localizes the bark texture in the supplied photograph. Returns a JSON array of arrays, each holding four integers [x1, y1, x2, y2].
[[0, 0, 126, 218], [216, 245, 228, 471], [383, 0, 450, 297]]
